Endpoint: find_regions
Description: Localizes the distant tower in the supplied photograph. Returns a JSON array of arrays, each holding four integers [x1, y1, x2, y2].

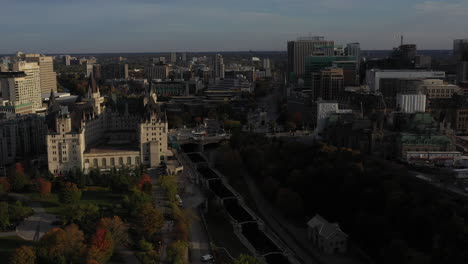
[[213, 54, 225, 79], [401, 35, 404, 46], [83, 74, 104, 114]]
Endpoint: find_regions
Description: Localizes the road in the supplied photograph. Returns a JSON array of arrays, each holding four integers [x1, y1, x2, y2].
[[174, 151, 211, 264], [408, 170, 468, 197]]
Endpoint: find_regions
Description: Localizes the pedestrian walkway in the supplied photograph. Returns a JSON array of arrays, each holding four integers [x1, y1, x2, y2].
[[6, 193, 58, 242]]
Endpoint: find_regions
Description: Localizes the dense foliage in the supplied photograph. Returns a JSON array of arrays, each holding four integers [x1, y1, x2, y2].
[[223, 133, 468, 263]]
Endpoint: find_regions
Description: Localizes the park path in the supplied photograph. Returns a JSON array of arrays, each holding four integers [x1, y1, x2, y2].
[[112, 246, 140, 264], [8, 193, 58, 241]]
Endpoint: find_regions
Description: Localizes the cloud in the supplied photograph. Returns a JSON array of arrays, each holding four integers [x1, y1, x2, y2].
[[414, 1, 468, 15]]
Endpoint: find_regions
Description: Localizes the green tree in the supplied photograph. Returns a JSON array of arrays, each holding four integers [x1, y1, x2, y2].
[[233, 254, 261, 264], [0, 201, 10, 230], [61, 204, 99, 234], [135, 203, 164, 240], [159, 175, 178, 203], [123, 188, 152, 215], [10, 172, 29, 192], [9, 246, 36, 264], [58, 182, 82, 204], [275, 188, 303, 217], [9, 201, 34, 222], [166, 241, 188, 264]]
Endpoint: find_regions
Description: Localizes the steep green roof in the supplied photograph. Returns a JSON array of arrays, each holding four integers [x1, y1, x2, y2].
[[400, 133, 451, 146]]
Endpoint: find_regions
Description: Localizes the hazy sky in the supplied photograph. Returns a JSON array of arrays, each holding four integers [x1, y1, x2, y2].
[[1, 0, 467, 53]]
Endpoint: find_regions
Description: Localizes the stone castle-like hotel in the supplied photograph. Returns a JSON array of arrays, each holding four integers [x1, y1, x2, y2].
[[46, 75, 169, 175]]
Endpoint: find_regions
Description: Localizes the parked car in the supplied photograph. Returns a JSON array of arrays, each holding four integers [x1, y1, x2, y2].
[[201, 254, 213, 262]]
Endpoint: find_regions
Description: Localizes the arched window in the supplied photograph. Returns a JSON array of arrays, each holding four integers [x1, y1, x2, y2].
[[93, 159, 98, 167], [127, 157, 131, 165], [102, 158, 107, 167], [119, 157, 123, 166], [135, 156, 140, 165], [110, 158, 115, 166]]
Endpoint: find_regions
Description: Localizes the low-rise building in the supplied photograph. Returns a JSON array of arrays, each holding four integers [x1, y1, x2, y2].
[[307, 215, 348, 254], [418, 79, 460, 99], [396, 94, 426, 113]]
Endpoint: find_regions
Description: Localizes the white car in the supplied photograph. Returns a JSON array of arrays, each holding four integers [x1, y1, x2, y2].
[[201, 254, 214, 262]]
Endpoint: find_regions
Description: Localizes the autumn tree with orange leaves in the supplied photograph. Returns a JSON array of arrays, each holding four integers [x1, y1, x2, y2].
[[36, 178, 52, 196], [87, 228, 114, 264]]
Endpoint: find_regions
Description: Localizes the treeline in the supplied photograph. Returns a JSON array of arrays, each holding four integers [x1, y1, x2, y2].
[[225, 133, 468, 263], [3, 164, 165, 264]]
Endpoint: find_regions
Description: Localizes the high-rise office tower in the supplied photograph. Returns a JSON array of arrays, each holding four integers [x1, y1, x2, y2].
[[304, 56, 357, 96], [287, 36, 335, 80], [24, 54, 57, 95], [312, 67, 344, 100], [213, 54, 225, 79], [0, 61, 42, 114], [345, 43, 361, 62], [399, 44, 417, 60], [62, 55, 71, 66], [182, 52, 187, 62], [171, 52, 177, 63], [263, 58, 271, 69], [454, 39, 468, 84]]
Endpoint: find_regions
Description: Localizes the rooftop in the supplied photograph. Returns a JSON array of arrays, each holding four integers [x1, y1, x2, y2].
[[85, 137, 139, 154]]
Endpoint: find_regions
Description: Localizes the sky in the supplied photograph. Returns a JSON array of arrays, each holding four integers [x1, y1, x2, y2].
[[0, 0, 467, 53]]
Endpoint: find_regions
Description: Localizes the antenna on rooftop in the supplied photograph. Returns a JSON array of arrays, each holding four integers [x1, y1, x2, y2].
[[401, 35, 404, 46]]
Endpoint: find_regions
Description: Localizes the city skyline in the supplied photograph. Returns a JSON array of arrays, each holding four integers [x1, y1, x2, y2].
[[1, 0, 467, 53]]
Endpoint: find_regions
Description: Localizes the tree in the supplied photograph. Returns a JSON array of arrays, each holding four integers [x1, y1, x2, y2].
[[9, 246, 36, 264], [37, 178, 52, 196], [137, 174, 152, 195], [10, 171, 29, 192], [61, 204, 99, 234], [0, 177, 11, 193], [97, 216, 128, 250], [0, 201, 10, 230], [261, 177, 280, 201], [15, 163, 24, 174], [9, 201, 33, 222], [87, 228, 114, 264], [141, 182, 153, 196], [159, 175, 177, 203], [233, 254, 261, 264], [61, 224, 87, 262], [58, 182, 82, 204], [123, 188, 152, 215], [166, 241, 188, 264], [275, 188, 303, 217], [135, 203, 164, 240], [37, 225, 86, 264]]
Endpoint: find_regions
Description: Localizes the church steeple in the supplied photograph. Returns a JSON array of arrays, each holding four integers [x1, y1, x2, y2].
[[87, 73, 100, 98]]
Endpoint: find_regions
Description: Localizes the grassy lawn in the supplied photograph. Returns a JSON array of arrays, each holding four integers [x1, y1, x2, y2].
[[0, 236, 36, 260], [81, 187, 122, 207], [205, 211, 249, 259], [27, 193, 62, 214], [26, 187, 124, 215]]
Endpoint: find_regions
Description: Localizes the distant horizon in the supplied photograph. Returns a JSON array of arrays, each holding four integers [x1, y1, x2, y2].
[[0, 49, 454, 57], [1, 1, 467, 53]]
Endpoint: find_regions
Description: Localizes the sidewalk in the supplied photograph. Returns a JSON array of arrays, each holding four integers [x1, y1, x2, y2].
[[7, 193, 58, 242]]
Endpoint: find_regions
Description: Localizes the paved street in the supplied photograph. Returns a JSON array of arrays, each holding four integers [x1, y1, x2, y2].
[[175, 151, 211, 264], [409, 170, 468, 197]]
